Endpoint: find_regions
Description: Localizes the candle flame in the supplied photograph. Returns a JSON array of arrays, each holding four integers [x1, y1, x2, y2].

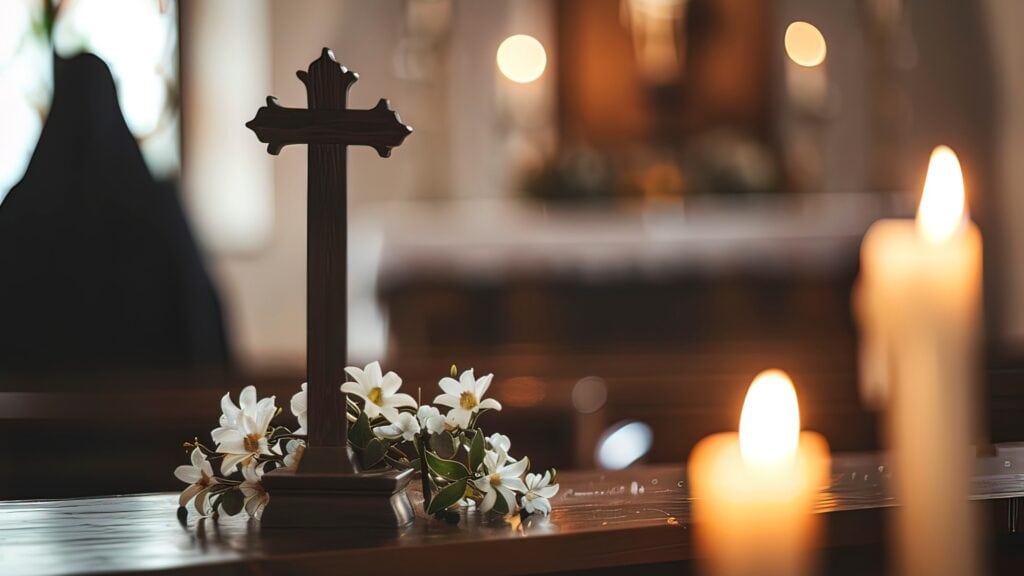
[[739, 370, 800, 467], [917, 145, 966, 244]]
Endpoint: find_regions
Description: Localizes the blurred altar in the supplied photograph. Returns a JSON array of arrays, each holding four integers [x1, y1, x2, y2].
[[2, 0, 1024, 499]]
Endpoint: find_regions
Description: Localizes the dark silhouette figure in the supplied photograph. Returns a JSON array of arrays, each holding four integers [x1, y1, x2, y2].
[[0, 53, 229, 373]]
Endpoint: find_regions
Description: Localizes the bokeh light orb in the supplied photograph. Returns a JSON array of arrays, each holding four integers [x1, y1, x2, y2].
[[496, 34, 547, 84], [784, 21, 827, 67]]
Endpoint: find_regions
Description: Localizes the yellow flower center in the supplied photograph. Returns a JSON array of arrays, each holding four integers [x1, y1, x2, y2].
[[460, 391, 478, 410], [368, 387, 384, 405], [243, 433, 262, 453], [489, 473, 502, 487]]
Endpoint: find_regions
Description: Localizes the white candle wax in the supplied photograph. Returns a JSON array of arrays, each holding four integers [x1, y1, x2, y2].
[[856, 146, 983, 576], [689, 370, 830, 576]]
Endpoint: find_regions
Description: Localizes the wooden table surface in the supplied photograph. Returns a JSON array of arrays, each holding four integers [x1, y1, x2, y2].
[[3, 454, 1024, 576]]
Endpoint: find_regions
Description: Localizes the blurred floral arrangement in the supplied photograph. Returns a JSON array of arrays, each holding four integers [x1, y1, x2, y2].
[[174, 362, 559, 523]]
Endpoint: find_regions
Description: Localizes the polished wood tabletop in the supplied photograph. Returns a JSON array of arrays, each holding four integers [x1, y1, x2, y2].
[[3, 454, 1024, 576]]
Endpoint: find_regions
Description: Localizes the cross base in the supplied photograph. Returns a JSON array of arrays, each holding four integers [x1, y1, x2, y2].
[[260, 448, 415, 529]]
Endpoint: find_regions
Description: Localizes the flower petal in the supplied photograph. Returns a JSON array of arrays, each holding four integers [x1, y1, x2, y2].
[[178, 483, 202, 506], [176, 461, 201, 483], [460, 369, 476, 390], [189, 447, 205, 469], [536, 485, 560, 498], [495, 485, 517, 512], [254, 397, 277, 433], [501, 477, 528, 493], [220, 392, 241, 423], [341, 381, 365, 396], [438, 377, 463, 397], [478, 398, 502, 412], [365, 361, 383, 386], [475, 373, 494, 398], [479, 487, 497, 512], [527, 496, 551, 516], [447, 408, 471, 430], [363, 401, 382, 420], [503, 456, 530, 479], [193, 489, 210, 516], [239, 386, 257, 412], [220, 453, 248, 476], [380, 372, 403, 396], [217, 436, 246, 456], [433, 394, 459, 408], [374, 424, 403, 440], [383, 393, 417, 410], [343, 366, 367, 390]]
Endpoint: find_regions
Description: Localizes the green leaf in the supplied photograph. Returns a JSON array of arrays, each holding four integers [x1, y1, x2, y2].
[[468, 429, 484, 473], [427, 478, 467, 515], [220, 489, 244, 516], [425, 449, 470, 481], [362, 438, 387, 469], [431, 431, 457, 459], [349, 412, 372, 450], [384, 455, 411, 470]]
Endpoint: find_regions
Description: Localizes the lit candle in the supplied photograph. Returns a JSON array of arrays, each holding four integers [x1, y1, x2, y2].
[[856, 146, 982, 576], [689, 370, 830, 576]]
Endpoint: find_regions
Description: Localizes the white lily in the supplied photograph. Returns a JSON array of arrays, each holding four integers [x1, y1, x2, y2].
[[211, 386, 277, 443], [341, 361, 417, 422], [416, 405, 447, 435], [522, 471, 559, 516], [374, 411, 421, 441], [281, 438, 306, 469], [214, 388, 278, 475], [173, 448, 219, 515], [239, 460, 269, 519], [471, 447, 528, 513], [487, 433, 514, 461], [291, 383, 307, 435], [434, 369, 502, 429]]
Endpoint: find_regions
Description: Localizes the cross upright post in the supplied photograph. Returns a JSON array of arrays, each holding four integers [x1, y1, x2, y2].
[[245, 48, 413, 528]]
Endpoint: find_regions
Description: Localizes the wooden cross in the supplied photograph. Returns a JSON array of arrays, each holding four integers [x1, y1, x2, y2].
[[245, 48, 414, 527]]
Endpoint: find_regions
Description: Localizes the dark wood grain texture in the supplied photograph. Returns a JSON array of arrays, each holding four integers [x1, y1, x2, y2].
[[3, 460, 1023, 576], [244, 47, 411, 457], [243, 48, 413, 525]]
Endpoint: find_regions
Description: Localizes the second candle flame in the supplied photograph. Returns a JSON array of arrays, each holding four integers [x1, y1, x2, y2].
[[917, 145, 967, 245]]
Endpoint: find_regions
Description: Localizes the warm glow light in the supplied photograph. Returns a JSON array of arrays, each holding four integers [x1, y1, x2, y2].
[[917, 145, 966, 244], [738, 370, 800, 467], [496, 34, 547, 84], [784, 21, 827, 67]]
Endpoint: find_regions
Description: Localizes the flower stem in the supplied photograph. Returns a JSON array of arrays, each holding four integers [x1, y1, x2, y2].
[[417, 432, 431, 513]]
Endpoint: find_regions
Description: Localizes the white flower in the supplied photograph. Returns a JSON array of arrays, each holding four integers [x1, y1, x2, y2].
[[374, 411, 421, 442], [173, 448, 219, 515], [487, 433, 514, 460], [239, 460, 269, 519], [291, 383, 307, 435], [416, 405, 448, 435], [341, 361, 417, 422], [213, 387, 278, 475], [281, 439, 305, 469], [434, 369, 502, 429], [522, 471, 559, 516], [471, 447, 528, 514]]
